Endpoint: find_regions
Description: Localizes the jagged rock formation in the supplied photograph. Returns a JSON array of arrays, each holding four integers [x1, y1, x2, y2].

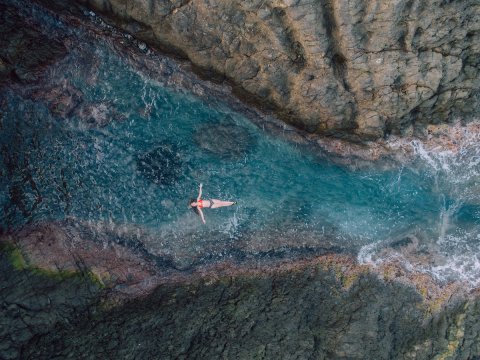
[[1, 220, 480, 359], [3, 242, 480, 359], [71, 0, 479, 140], [2, 218, 479, 359]]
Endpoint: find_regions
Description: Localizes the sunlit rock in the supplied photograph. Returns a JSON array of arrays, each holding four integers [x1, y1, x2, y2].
[[2, 1, 480, 358]]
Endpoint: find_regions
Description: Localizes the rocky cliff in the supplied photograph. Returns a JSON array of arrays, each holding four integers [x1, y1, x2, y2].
[[70, 0, 480, 140]]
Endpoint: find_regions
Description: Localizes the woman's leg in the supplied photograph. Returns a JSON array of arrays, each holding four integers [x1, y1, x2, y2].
[[210, 199, 235, 209]]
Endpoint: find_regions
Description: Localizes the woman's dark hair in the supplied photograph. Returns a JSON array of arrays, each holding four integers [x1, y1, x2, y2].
[[189, 198, 200, 215]]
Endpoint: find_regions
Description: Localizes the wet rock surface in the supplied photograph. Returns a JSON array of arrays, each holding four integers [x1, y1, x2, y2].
[[61, 0, 479, 140], [30, 81, 84, 118], [1, 215, 479, 359], [74, 101, 127, 128], [2, 221, 164, 292], [2, 1, 480, 359]]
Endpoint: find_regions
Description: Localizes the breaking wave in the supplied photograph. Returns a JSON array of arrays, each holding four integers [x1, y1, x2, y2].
[[359, 122, 480, 287]]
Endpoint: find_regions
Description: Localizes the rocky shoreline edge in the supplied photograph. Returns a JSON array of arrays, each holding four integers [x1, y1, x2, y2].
[[3, 0, 479, 169], [2, 220, 480, 359], [2, 1, 480, 358], [36, 0, 480, 141]]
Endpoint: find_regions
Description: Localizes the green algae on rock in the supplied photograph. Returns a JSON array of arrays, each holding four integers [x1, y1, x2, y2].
[[0, 247, 103, 360], [1, 219, 480, 358], [1, 1, 480, 359]]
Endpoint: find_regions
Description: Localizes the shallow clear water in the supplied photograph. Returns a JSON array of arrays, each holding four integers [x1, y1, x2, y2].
[[1, 2, 480, 284]]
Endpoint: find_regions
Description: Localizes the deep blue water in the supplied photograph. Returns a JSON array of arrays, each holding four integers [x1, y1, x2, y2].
[[1, 1, 480, 283]]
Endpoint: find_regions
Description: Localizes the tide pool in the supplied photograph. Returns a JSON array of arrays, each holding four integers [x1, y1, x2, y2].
[[1, 2, 480, 284]]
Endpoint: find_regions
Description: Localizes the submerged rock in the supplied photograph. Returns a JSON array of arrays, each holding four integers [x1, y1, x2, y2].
[[2, 1, 480, 359], [2, 219, 480, 359], [29, 81, 84, 118], [193, 119, 256, 160], [74, 101, 126, 128], [0, 3, 67, 84], [136, 142, 184, 185]]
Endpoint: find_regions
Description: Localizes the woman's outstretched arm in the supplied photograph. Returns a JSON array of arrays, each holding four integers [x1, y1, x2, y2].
[[197, 183, 203, 201], [198, 208, 206, 224]]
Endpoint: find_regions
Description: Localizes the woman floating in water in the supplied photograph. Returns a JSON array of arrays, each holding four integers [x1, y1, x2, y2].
[[189, 183, 236, 224]]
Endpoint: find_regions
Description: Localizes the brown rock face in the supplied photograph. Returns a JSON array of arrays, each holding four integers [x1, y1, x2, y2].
[[71, 0, 479, 140]]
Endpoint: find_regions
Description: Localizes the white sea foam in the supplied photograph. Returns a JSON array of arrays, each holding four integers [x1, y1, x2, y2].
[[357, 241, 380, 265], [221, 211, 241, 239], [359, 120, 480, 288]]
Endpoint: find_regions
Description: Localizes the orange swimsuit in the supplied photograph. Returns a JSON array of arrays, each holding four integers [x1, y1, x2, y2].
[[197, 199, 212, 209]]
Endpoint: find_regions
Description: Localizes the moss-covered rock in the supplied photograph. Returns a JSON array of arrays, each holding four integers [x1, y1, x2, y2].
[[0, 247, 102, 360]]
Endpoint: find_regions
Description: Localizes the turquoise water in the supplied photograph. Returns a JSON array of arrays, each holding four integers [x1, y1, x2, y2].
[[1, 2, 480, 283]]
